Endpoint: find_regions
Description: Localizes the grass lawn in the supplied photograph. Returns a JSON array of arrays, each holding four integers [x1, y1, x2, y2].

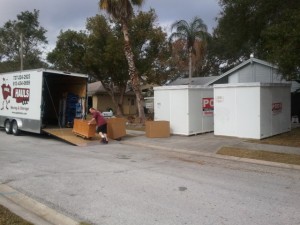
[[217, 147, 300, 165], [249, 127, 300, 147], [0, 204, 33, 225], [0, 204, 92, 225], [217, 127, 300, 165]]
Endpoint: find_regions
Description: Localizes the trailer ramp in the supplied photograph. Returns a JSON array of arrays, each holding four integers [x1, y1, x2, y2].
[[42, 128, 100, 146]]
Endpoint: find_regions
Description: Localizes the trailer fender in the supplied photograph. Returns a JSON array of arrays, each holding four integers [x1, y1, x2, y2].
[[5, 118, 23, 129], [11, 119, 22, 136], [13, 118, 23, 129]]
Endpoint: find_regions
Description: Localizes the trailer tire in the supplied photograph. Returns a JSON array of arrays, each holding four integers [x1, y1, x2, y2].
[[5, 120, 12, 134], [12, 120, 20, 136]]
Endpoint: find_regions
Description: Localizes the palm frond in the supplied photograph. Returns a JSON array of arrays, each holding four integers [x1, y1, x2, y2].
[[171, 20, 189, 32], [191, 17, 207, 32], [169, 32, 187, 42], [99, 0, 141, 21]]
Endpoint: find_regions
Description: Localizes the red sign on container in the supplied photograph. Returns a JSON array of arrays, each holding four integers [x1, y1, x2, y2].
[[202, 98, 214, 116], [272, 102, 282, 115]]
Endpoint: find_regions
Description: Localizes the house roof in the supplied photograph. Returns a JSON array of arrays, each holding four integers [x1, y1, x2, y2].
[[160, 58, 300, 92], [167, 76, 218, 86], [206, 57, 278, 86], [87, 81, 134, 96], [87, 81, 105, 96]]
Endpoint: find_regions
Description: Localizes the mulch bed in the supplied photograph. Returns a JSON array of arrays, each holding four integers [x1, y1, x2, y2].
[[217, 147, 300, 165], [248, 127, 300, 147]]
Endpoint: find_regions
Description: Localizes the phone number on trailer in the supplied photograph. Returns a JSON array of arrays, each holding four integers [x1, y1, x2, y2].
[[13, 74, 30, 80], [13, 80, 30, 86]]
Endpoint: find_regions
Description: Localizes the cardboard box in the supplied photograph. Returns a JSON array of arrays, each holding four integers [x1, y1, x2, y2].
[[146, 121, 170, 138], [73, 119, 96, 139], [107, 118, 126, 140]]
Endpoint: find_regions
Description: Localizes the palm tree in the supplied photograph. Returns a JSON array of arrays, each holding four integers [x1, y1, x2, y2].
[[99, 0, 145, 122], [169, 17, 208, 83]]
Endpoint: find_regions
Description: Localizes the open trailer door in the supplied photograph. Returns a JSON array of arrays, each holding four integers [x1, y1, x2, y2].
[[39, 70, 99, 146]]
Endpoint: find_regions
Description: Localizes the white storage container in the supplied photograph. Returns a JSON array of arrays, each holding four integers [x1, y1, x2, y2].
[[214, 83, 291, 139], [154, 85, 214, 135]]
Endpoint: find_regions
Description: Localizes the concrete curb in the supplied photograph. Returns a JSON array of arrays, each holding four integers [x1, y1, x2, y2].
[[0, 184, 79, 225], [122, 141, 300, 171]]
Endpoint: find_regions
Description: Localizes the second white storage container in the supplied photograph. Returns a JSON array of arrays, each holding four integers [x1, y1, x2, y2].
[[214, 83, 291, 139]]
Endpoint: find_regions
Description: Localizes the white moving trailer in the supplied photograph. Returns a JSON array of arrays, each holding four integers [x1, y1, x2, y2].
[[0, 68, 88, 135]]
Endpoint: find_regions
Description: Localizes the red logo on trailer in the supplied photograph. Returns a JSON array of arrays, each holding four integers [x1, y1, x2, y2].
[[13, 88, 30, 104]]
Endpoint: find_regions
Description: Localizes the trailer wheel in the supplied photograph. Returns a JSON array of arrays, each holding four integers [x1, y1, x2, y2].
[[12, 120, 20, 136], [4, 120, 12, 134]]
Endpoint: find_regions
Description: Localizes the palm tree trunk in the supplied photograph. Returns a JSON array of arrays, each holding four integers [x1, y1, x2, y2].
[[121, 22, 145, 122], [188, 48, 192, 84]]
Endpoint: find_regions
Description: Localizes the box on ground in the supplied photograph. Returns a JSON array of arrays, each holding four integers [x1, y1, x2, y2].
[[107, 117, 126, 140], [146, 121, 170, 138], [72, 119, 96, 139]]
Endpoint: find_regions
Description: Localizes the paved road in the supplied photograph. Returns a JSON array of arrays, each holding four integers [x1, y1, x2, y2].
[[0, 130, 300, 225]]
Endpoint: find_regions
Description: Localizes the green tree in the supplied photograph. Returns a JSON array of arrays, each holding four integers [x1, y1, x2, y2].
[[47, 16, 129, 116], [0, 9, 48, 72], [212, 0, 300, 79], [169, 17, 208, 82], [85, 11, 169, 115], [47, 30, 88, 73], [129, 9, 171, 85], [85, 14, 129, 116], [47, 10, 169, 116], [99, 0, 146, 122], [262, 3, 300, 80]]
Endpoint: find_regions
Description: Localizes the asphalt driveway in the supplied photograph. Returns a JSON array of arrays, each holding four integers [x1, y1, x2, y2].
[[0, 130, 300, 225]]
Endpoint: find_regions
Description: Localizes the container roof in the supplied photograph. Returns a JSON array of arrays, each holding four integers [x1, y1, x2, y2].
[[214, 82, 291, 88]]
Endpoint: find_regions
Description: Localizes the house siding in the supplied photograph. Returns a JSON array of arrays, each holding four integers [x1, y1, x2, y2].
[[226, 62, 289, 85], [212, 76, 228, 85], [92, 94, 136, 114]]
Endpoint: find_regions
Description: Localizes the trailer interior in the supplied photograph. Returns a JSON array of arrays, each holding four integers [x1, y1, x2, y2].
[[41, 72, 87, 129]]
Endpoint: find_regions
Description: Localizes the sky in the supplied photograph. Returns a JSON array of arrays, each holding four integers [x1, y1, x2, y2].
[[0, 0, 221, 54]]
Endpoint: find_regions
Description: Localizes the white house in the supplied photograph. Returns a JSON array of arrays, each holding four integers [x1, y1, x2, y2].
[[206, 57, 300, 92]]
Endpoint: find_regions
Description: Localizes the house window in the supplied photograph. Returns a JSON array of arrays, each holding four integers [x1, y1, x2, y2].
[[131, 99, 135, 106]]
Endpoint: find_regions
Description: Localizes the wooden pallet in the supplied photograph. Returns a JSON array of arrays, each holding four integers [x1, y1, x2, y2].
[[72, 119, 96, 139], [72, 131, 93, 139]]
